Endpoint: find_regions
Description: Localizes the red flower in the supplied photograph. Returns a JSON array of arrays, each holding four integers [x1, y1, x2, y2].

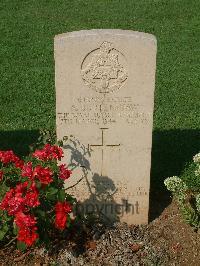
[[59, 164, 72, 180], [0, 150, 23, 168], [55, 201, 72, 213], [15, 181, 28, 193], [33, 165, 53, 185], [32, 144, 63, 161], [0, 181, 40, 215], [24, 183, 40, 208], [55, 211, 67, 230], [22, 162, 33, 180], [55, 201, 72, 230], [15, 211, 37, 228], [17, 227, 38, 246], [14, 159, 24, 169], [0, 188, 25, 215], [18, 227, 38, 246], [0, 150, 24, 169], [15, 212, 38, 246], [32, 149, 46, 161], [0, 150, 15, 164], [0, 170, 3, 181]]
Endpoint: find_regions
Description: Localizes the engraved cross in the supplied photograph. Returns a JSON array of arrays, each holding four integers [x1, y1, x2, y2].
[[88, 128, 120, 176]]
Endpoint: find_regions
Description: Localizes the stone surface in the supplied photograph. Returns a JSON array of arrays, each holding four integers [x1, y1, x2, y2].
[[55, 29, 157, 224]]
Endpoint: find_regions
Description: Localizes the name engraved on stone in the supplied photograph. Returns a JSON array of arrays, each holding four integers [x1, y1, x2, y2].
[[57, 96, 150, 126]]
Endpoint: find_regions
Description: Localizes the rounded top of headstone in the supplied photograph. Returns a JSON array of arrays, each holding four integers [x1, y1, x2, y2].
[[54, 29, 157, 44]]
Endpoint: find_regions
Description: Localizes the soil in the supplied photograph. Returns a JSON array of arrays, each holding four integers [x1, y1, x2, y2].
[[0, 200, 200, 266]]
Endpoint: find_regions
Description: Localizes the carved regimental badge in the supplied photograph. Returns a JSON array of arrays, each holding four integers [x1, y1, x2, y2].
[[81, 41, 128, 93]]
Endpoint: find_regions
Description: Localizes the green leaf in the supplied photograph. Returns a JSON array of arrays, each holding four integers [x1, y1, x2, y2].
[[27, 180, 32, 190], [57, 139, 63, 147], [35, 209, 46, 219], [21, 177, 28, 183], [58, 189, 66, 202], [48, 187, 58, 195], [65, 194, 76, 204], [35, 180, 42, 189], [0, 231, 6, 241], [17, 241, 27, 251], [0, 211, 12, 222], [13, 224, 18, 235], [46, 187, 58, 200], [67, 215, 72, 228], [0, 223, 9, 240]]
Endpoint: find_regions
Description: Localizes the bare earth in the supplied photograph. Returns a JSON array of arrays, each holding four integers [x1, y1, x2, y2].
[[0, 201, 199, 266]]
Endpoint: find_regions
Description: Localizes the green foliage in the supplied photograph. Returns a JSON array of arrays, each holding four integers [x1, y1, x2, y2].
[[181, 205, 200, 229], [0, 222, 9, 241], [0, 211, 12, 241], [29, 129, 56, 152], [181, 163, 200, 190], [0, 183, 9, 201], [58, 189, 66, 202], [17, 241, 26, 251], [164, 152, 200, 229]]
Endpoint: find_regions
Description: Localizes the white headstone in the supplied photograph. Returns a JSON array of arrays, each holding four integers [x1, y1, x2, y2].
[[55, 29, 157, 224]]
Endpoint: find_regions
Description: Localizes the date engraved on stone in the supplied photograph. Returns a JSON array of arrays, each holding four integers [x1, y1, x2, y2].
[[81, 41, 128, 93]]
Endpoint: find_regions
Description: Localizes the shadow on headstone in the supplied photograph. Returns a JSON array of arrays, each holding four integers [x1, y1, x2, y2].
[[63, 136, 136, 226], [75, 173, 120, 226], [62, 136, 121, 226], [62, 136, 91, 171]]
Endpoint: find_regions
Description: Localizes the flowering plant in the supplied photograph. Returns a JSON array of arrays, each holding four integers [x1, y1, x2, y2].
[[0, 144, 75, 250], [164, 152, 200, 230]]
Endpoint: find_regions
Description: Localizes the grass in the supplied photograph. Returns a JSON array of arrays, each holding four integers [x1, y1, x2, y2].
[[0, 0, 200, 216]]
